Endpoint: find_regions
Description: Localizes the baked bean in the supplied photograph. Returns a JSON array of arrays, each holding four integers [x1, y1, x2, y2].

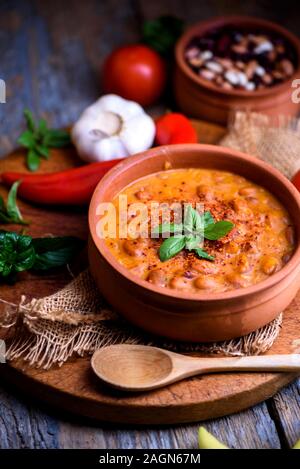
[[196, 184, 214, 201], [191, 259, 219, 275], [147, 270, 166, 287], [238, 186, 258, 197], [226, 241, 239, 254], [123, 239, 147, 257], [261, 256, 278, 275], [130, 263, 147, 277], [237, 254, 251, 273], [194, 276, 220, 290], [285, 226, 295, 245], [233, 199, 253, 218], [135, 189, 152, 201], [169, 276, 191, 290], [267, 214, 285, 231], [245, 196, 259, 205], [226, 273, 248, 289]]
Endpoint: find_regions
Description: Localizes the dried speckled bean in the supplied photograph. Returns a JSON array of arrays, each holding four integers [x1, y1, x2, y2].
[[185, 25, 297, 91]]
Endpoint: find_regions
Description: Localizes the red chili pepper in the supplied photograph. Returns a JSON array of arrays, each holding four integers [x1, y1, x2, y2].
[[1, 159, 124, 205], [292, 170, 300, 192], [155, 113, 198, 145]]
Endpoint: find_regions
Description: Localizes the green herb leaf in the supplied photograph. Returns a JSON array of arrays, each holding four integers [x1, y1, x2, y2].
[[153, 222, 183, 236], [193, 248, 214, 261], [17, 130, 36, 149], [35, 144, 50, 159], [27, 148, 41, 171], [0, 231, 83, 281], [0, 181, 28, 225], [6, 181, 28, 225], [159, 236, 186, 262], [142, 15, 184, 56], [204, 221, 234, 241], [38, 119, 48, 136], [185, 235, 202, 250], [18, 110, 72, 171], [32, 236, 84, 270], [203, 211, 214, 227], [24, 109, 36, 133], [183, 205, 195, 234], [0, 231, 35, 278], [44, 129, 71, 147]]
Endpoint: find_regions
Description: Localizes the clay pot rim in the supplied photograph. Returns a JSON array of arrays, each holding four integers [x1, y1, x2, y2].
[[89, 144, 300, 302], [175, 15, 300, 98]]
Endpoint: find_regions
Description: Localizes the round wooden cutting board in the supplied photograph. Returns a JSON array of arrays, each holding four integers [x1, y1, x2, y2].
[[1, 120, 300, 425]]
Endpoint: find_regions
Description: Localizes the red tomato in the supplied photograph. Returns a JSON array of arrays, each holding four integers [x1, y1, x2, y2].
[[102, 45, 166, 106], [155, 113, 198, 145], [292, 170, 300, 192]]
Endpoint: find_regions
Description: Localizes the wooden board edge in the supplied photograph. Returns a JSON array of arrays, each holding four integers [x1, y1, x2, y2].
[[2, 363, 299, 425]]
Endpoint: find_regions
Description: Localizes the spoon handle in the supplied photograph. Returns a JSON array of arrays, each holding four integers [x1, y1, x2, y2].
[[181, 354, 300, 374]]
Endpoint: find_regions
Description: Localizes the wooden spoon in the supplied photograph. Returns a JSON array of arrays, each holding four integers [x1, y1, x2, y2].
[[91, 344, 300, 392]]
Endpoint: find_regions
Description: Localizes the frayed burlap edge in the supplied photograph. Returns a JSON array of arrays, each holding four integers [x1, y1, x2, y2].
[[1, 270, 282, 369]]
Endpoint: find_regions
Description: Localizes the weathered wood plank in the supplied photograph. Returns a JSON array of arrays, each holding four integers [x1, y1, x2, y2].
[[58, 403, 281, 449], [0, 0, 139, 157], [136, 0, 300, 34], [0, 385, 59, 449], [271, 378, 300, 448]]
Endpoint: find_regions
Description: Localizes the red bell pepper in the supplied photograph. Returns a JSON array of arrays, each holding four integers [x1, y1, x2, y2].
[[1, 159, 124, 205], [155, 113, 198, 145]]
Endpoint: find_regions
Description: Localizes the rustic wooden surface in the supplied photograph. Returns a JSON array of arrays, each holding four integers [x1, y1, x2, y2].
[[0, 0, 299, 449]]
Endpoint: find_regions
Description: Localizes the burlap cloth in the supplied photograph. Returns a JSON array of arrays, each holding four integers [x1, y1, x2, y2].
[[1, 111, 300, 369]]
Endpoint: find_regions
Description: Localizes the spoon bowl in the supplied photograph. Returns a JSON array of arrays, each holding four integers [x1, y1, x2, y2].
[[91, 344, 300, 392], [92, 345, 173, 390]]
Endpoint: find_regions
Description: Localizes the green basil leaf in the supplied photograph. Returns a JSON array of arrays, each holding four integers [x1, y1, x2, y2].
[[0, 232, 35, 277], [159, 236, 186, 262], [185, 235, 202, 250], [18, 130, 35, 149], [153, 223, 183, 236], [24, 109, 36, 133], [183, 205, 195, 234], [204, 221, 234, 241], [35, 144, 50, 159], [44, 129, 71, 147], [203, 211, 214, 227], [6, 181, 28, 224], [38, 119, 48, 137], [32, 236, 84, 270], [193, 248, 214, 261], [142, 15, 184, 56], [27, 149, 41, 171], [15, 246, 36, 272], [184, 205, 204, 234], [17, 234, 33, 251]]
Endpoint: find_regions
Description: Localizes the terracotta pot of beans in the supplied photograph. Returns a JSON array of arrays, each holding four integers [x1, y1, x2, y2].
[[174, 16, 300, 125], [88, 144, 300, 342]]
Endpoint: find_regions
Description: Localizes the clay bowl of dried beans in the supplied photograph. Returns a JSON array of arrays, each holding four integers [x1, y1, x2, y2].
[[174, 16, 300, 125], [88, 144, 300, 342]]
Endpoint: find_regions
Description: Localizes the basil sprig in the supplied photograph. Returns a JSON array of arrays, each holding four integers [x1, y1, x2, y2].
[[142, 15, 184, 56], [156, 206, 234, 262], [0, 231, 84, 281], [0, 181, 28, 225], [18, 110, 71, 171]]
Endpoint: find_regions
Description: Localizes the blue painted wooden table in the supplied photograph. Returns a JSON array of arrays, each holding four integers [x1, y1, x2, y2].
[[0, 0, 299, 449]]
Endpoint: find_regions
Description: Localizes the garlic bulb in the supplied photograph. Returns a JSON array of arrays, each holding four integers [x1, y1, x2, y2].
[[71, 94, 155, 162]]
